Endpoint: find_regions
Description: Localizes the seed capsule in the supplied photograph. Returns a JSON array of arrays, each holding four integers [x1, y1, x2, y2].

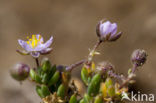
[[131, 49, 147, 66], [10, 63, 30, 81]]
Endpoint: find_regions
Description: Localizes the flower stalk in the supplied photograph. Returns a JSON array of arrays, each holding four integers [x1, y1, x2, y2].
[[66, 59, 86, 72], [35, 58, 40, 68]]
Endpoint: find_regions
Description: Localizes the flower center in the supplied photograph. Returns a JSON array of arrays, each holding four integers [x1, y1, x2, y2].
[[26, 35, 42, 48]]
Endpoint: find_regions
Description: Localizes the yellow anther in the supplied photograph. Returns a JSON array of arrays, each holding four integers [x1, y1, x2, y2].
[[27, 41, 30, 44], [26, 35, 43, 48], [32, 35, 35, 40], [31, 40, 35, 48]]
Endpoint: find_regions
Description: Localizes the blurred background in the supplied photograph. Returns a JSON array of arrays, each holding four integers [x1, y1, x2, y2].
[[0, 0, 156, 102]]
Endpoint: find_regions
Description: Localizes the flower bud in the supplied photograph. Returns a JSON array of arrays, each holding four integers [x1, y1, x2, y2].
[[10, 63, 30, 81], [131, 49, 147, 66], [96, 61, 114, 73], [96, 20, 122, 42]]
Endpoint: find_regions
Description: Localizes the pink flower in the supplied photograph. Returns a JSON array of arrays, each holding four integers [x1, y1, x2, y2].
[[96, 20, 122, 42], [18, 34, 53, 58]]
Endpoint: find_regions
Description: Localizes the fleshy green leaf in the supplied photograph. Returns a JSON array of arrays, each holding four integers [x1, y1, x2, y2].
[[30, 69, 42, 83], [84, 94, 92, 103], [107, 86, 115, 97], [81, 67, 89, 85], [69, 94, 77, 103], [36, 85, 44, 98], [57, 84, 66, 99], [79, 99, 85, 103], [41, 85, 50, 97], [87, 74, 101, 96], [105, 78, 113, 89], [94, 95, 103, 103], [48, 71, 60, 86], [41, 58, 51, 72]]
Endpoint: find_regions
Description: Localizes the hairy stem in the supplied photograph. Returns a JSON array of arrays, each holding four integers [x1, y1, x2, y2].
[[119, 64, 138, 89], [66, 59, 86, 72], [108, 71, 125, 81], [132, 63, 138, 74], [92, 40, 102, 52], [87, 40, 102, 66]]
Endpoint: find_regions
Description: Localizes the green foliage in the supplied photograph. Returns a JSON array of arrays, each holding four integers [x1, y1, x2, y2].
[[30, 69, 42, 84], [94, 95, 103, 103], [84, 94, 92, 103], [57, 84, 66, 99], [36, 85, 50, 98], [105, 77, 113, 89], [13, 19, 147, 103], [48, 71, 60, 86], [69, 94, 77, 103], [81, 67, 89, 85], [87, 74, 101, 96], [41, 58, 51, 72]]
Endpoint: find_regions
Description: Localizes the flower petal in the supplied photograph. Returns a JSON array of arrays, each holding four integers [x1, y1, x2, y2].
[[109, 32, 122, 41], [36, 34, 44, 43], [110, 23, 117, 36], [18, 39, 32, 51], [16, 49, 30, 55], [40, 48, 53, 54], [34, 36, 53, 51], [43, 36, 53, 48], [100, 21, 112, 36]]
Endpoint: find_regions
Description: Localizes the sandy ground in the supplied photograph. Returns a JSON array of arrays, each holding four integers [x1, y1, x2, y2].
[[0, 0, 156, 102]]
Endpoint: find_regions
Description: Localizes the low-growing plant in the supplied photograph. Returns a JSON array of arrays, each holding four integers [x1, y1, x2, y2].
[[10, 19, 147, 103]]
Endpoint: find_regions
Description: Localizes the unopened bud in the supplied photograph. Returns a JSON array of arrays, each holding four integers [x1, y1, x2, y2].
[[96, 20, 122, 42], [131, 49, 147, 66], [96, 61, 114, 73], [10, 63, 30, 81]]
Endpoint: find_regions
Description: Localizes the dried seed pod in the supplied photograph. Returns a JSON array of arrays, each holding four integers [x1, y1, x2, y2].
[[131, 49, 147, 66]]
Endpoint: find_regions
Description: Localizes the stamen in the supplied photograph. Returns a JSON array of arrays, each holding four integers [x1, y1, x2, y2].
[[32, 40, 35, 48], [27, 35, 42, 48], [27, 41, 30, 44], [34, 39, 38, 47], [32, 35, 35, 40]]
